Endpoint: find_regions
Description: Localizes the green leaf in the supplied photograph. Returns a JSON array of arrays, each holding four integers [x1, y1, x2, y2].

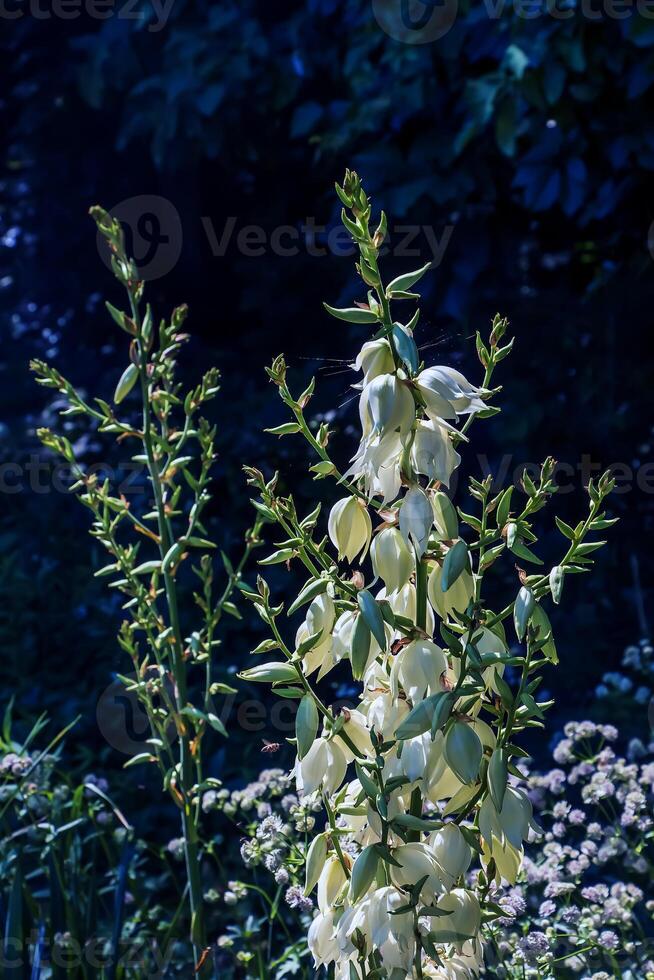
[[207, 713, 228, 737], [357, 590, 386, 651], [351, 614, 371, 680], [296, 695, 319, 760], [132, 560, 162, 575], [487, 748, 508, 811], [323, 303, 378, 323], [574, 540, 606, 557], [297, 629, 324, 657], [531, 603, 558, 664], [259, 548, 296, 565], [509, 538, 543, 565], [309, 460, 336, 477], [386, 262, 431, 295], [555, 516, 576, 540], [265, 422, 302, 436], [441, 539, 469, 591], [355, 761, 379, 800], [288, 578, 328, 616], [549, 565, 564, 605], [113, 363, 139, 404], [392, 814, 443, 832], [394, 693, 453, 741], [350, 846, 379, 902], [238, 662, 299, 684], [444, 722, 482, 785], [513, 586, 535, 641]]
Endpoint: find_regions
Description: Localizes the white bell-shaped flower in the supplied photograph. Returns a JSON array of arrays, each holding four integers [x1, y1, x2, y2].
[[345, 431, 404, 504], [416, 365, 486, 420], [371, 526, 415, 592], [296, 737, 347, 797], [428, 559, 475, 620], [390, 639, 448, 703], [307, 908, 340, 968], [354, 338, 395, 385], [365, 691, 409, 742], [427, 888, 481, 945], [410, 418, 461, 488], [359, 373, 415, 441], [317, 854, 348, 913], [390, 842, 445, 904], [328, 496, 372, 563], [399, 485, 433, 558], [428, 824, 472, 888], [379, 582, 435, 637]]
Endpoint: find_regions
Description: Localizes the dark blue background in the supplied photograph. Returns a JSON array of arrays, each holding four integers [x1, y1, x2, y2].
[[1, 0, 653, 802]]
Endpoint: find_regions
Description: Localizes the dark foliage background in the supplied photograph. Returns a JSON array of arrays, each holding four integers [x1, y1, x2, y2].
[[1, 0, 654, 834]]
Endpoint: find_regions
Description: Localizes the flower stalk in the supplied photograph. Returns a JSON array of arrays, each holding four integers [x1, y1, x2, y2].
[[240, 170, 615, 979], [31, 208, 263, 974]]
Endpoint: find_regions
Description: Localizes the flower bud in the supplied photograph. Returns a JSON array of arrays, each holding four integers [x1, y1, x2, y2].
[[328, 497, 372, 563], [431, 491, 459, 540], [371, 527, 414, 593]]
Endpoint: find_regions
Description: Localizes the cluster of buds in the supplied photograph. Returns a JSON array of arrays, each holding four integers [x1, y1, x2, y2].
[[239, 173, 614, 980]]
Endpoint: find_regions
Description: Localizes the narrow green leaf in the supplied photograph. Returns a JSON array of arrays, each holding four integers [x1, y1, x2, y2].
[[351, 614, 371, 680], [487, 748, 508, 811], [288, 578, 328, 616], [350, 846, 379, 902], [323, 303, 378, 323], [259, 548, 296, 565], [357, 590, 386, 651], [296, 695, 319, 760], [441, 539, 469, 592], [386, 261, 431, 295], [444, 722, 482, 785]]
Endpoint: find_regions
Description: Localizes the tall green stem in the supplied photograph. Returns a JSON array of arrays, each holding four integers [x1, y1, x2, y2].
[[131, 294, 208, 970]]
